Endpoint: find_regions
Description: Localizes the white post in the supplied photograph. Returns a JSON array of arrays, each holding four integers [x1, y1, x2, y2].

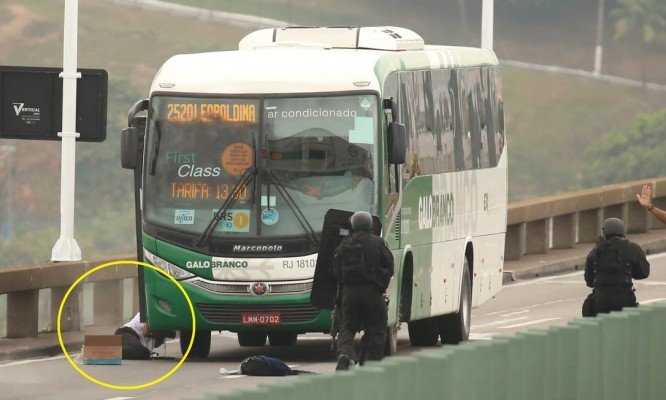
[[51, 0, 82, 261], [593, 0, 605, 76], [481, 0, 494, 50]]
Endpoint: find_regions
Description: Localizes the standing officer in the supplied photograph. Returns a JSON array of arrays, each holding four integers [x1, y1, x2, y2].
[[584, 218, 650, 316], [333, 211, 394, 371]]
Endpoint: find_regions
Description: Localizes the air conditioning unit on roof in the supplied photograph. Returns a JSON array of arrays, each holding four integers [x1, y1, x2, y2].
[[239, 26, 424, 51]]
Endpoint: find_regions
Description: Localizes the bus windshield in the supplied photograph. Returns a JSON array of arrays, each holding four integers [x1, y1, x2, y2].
[[144, 94, 379, 240]]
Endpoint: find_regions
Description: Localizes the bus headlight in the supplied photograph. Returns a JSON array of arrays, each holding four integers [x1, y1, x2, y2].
[[144, 249, 194, 280]]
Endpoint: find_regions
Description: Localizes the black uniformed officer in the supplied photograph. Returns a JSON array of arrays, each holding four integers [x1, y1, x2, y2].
[[584, 218, 650, 316], [334, 211, 394, 371]]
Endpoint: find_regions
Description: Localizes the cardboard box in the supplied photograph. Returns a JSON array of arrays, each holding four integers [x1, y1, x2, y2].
[[83, 335, 122, 365]]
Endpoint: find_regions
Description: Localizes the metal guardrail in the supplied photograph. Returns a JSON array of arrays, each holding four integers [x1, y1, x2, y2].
[[1, 178, 664, 338], [191, 303, 666, 400]]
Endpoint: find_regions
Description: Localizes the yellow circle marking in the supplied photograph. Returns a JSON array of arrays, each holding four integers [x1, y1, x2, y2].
[[57, 260, 196, 390], [232, 212, 250, 229]]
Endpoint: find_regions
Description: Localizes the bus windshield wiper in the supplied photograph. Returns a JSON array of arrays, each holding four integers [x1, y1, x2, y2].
[[197, 166, 256, 247]]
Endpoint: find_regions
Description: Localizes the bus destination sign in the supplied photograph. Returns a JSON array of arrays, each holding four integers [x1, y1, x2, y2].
[[167, 102, 256, 124]]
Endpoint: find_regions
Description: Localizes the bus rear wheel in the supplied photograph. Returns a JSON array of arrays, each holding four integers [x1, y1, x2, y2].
[[439, 258, 472, 344], [407, 317, 439, 346], [268, 332, 298, 346], [179, 330, 211, 358], [238, 331, 267, 347]]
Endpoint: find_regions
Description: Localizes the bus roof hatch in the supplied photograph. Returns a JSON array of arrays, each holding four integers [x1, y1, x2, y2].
[[239, 26, 424, 51]]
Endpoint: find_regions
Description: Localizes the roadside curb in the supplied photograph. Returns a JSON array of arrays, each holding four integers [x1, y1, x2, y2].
[[502, 236, 666, 284], [0, 341, 81, 362]]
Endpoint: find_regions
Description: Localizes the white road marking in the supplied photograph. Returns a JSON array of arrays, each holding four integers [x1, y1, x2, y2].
[[499, 309, 530, 317], [105, 397, 134, 400], [637, 281, 666, 286], [0, 354, 70, 368], [646, 253, 666, 261], [505, 271, 584, 288], [222, 375, 246, 379], [485, 303, 544, 316], [472, 316, 529, 329], [469, 332, 495, 340], [639, 298, 666, 304], [544, 299, 578, 305], [497, 318, 561, 329]]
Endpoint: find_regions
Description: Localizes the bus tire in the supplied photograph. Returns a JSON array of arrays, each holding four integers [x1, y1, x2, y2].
[[384, 325, 398, 356], [179, 330, 211, 358], [268, 332, 298, 346], [237, 331, 267, 347], [407, 317, 439, 346], [439, 258, 472, 344]]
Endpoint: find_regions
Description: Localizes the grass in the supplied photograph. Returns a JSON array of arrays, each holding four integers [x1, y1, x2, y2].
[[502, 67, 666, 200]]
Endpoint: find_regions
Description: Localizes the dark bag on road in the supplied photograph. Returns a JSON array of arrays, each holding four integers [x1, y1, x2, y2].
[[582, 292, 596, 317], [114, 326, 151, 360], [240, 355, 295, 376]]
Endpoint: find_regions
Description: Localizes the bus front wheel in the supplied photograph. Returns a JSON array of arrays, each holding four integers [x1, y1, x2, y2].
[[268, 332, 298, 346], [238, 331, 267, 346], [439, 258, 472, 344], [179, 330, 211, 358]]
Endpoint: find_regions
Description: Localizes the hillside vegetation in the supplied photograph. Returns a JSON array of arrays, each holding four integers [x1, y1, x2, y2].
[[0, 0, 664, 268]]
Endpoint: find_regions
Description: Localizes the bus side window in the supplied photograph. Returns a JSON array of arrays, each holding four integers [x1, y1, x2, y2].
[[484, 67, 497, 167], [399, 71, 418, 186], [452, 70, 472, 171], [384, 73, 400, 198], [431, 69, 454, 174]]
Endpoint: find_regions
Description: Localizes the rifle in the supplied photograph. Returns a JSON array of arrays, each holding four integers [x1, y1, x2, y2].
[[330, 280, 342, 351]]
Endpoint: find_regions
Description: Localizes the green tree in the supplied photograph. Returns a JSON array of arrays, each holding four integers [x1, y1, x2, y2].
[[611, 0, 666, 83], [584, 109, 666, 187]]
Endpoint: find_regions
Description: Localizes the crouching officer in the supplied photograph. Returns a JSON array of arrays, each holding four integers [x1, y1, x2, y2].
[[334, 211, 394, 371], [584, 218, 650, 316], [114, 313, 175, 359]]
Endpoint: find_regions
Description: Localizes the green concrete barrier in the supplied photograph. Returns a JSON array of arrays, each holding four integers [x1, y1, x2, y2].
[[190, 303, 666, 400]]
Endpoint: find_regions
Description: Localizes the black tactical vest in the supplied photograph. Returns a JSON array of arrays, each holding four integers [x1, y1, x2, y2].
[[593, 238, 632, 288]]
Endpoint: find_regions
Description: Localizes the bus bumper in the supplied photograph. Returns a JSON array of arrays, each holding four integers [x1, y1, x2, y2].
[[144, 268, 332, 332]]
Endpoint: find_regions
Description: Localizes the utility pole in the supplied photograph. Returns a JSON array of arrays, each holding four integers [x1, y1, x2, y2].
[[482, 0, 494, 50], [594, 0, 605, 76], [51, 0, 82, 261]]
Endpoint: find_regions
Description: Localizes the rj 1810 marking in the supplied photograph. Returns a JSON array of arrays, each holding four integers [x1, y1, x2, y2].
[[418, 192, 454, 230]]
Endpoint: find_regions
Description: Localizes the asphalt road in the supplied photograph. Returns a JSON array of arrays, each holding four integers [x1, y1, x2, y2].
[[1, 252, 664, 400]]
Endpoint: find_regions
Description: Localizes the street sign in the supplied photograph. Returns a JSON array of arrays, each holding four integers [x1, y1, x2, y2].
[[0, 66, 107, 142]]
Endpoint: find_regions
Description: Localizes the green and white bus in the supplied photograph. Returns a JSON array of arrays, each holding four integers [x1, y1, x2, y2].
[[121, 26, 506, 357]]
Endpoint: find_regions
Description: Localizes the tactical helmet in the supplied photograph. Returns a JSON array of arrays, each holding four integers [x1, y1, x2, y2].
[[602, 217, 626, 237], [350, 211, 373, 232]]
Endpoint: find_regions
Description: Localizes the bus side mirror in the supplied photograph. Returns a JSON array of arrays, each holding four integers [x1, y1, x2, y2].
[[388, 122, 406, 165], [121, 116, 147, 169], [121, 100, 148, 169], [121, 126, 139, 169]]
